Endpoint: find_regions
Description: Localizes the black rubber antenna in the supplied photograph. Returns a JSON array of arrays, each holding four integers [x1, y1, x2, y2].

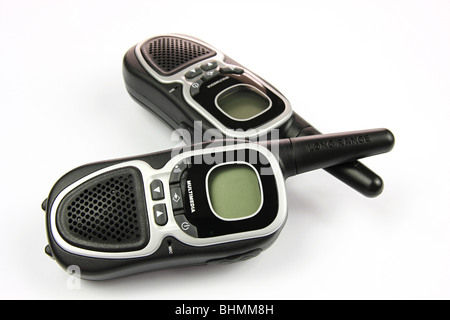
[[264, 128, 395, 180], [287, 115, 390, 197]]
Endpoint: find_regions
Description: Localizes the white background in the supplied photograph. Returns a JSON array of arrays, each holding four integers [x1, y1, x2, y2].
[[1, 0, 449, 300]]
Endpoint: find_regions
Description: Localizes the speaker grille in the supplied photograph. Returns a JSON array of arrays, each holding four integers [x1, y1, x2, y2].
[[140, 36, 216, 75], [56, 167, 150, 252]]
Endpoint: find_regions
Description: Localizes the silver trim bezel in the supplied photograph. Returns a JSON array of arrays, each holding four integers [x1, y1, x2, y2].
[[134, 34, 293, 139]]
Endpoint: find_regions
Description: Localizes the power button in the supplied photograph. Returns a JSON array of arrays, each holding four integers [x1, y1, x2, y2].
[[174, 214, 198, 237]]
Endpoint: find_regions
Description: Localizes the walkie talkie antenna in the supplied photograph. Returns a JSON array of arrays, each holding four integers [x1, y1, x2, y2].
[[265, 128, 395, 179], [287, 115, 388, 197]]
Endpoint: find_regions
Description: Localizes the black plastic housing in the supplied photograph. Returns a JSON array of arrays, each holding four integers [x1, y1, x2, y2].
[[43, 145, 281, 280]]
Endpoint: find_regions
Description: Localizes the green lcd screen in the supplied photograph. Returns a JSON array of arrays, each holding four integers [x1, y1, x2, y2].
[[216, 85, 270, 121], [207, 163, 263, 220]]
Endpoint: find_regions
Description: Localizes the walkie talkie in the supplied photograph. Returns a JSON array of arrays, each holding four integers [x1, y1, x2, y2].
[[42, 129, 394, 280], [122, 34, 385, 197]]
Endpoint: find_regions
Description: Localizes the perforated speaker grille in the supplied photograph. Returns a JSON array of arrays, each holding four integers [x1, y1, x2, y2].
[[56, 167, 150, 252], [140, 36, 216, 75]]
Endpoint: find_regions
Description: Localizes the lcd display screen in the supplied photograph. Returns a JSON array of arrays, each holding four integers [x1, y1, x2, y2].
[[207, 163, 263, 220], [216, 85, 271, 121]]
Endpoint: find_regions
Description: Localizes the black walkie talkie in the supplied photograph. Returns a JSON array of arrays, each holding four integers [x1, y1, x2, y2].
[[122, 34, 385, 197], [42, 129, 394, 280]]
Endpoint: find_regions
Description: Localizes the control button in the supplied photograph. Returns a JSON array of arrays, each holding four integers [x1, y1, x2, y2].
[[201, 70, 220, 82], [150, 180, 164, 200], [190, 80, 203, 97], [170, 186, 184, 211], [185, 68, 203, 79], [153, 204, 168, 226], [169, 161, 189, 184], [200, 61, 218, 71], [174, 214, 198, 237], [41, 198, 48, 211], [220, 66, 244, 75], [45, 245, 54, 259]]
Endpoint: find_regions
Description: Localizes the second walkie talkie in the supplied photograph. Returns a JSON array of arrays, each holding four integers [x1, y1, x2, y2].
[[122, 34, 385, 197]]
